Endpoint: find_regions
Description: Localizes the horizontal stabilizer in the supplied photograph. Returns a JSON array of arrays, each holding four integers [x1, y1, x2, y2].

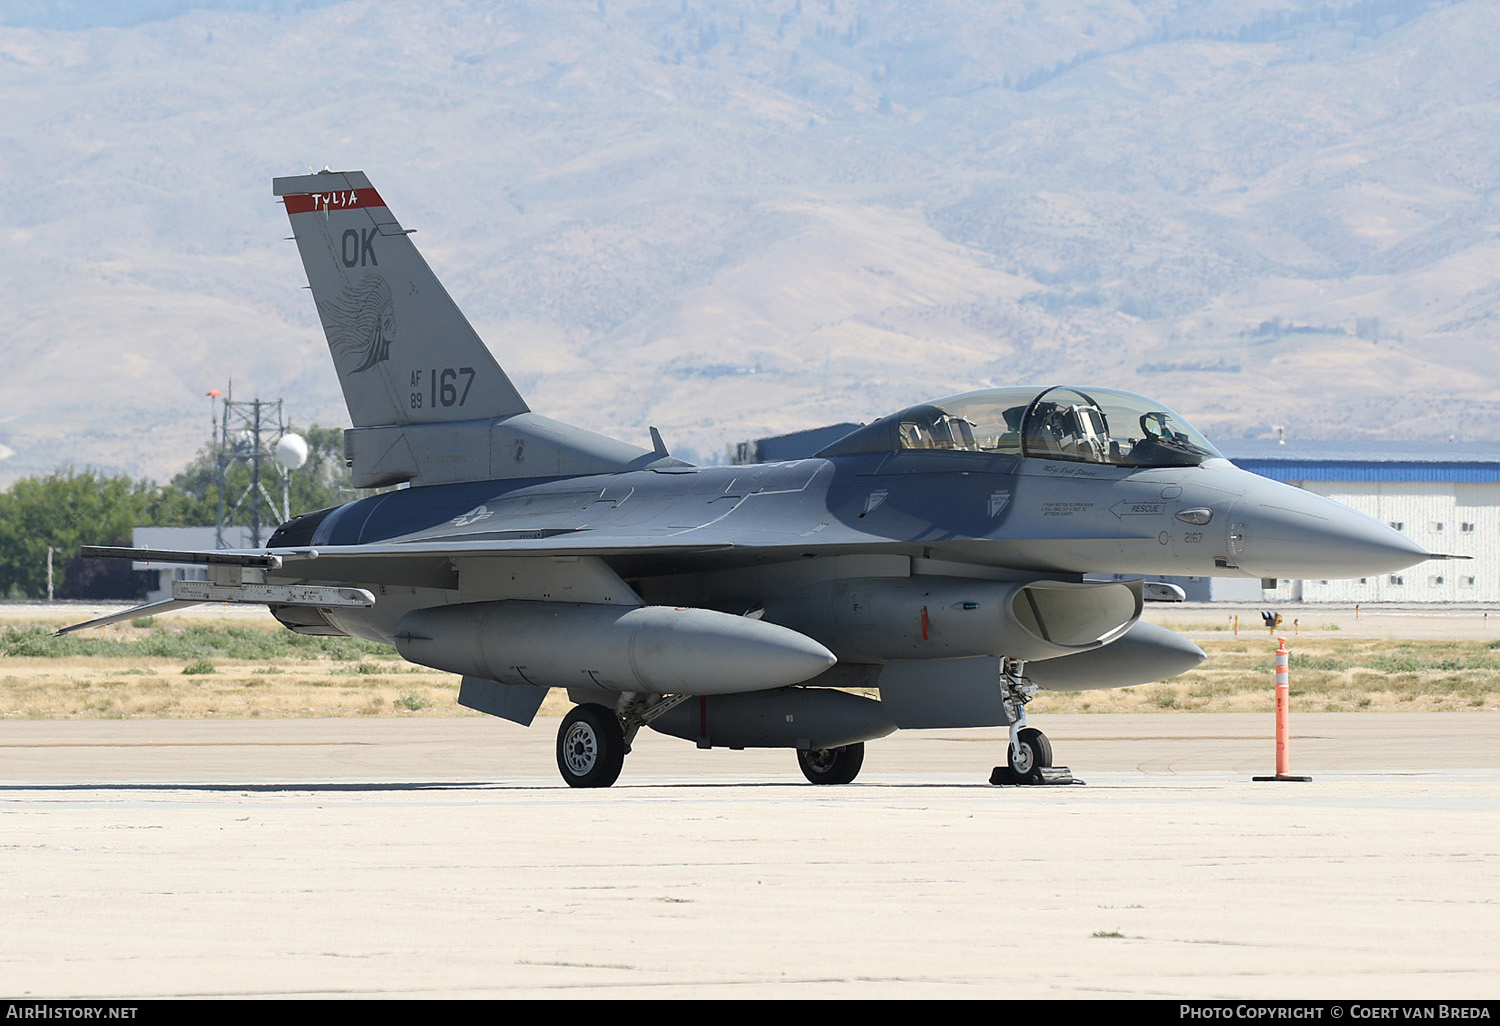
[[80, 545, 283, 569]]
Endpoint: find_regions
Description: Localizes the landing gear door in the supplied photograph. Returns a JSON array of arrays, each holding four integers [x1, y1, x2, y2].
[[877, 657, 1013, 729]]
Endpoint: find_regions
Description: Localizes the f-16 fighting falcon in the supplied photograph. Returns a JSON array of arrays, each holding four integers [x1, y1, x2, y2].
[[66, 171, 1437, 788]]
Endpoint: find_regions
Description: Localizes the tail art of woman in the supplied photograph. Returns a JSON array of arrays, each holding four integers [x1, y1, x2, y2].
[[320, 274, 396, 374]]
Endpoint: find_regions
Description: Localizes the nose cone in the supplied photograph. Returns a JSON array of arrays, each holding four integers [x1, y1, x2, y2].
[[1228, 480, 1431, 579]]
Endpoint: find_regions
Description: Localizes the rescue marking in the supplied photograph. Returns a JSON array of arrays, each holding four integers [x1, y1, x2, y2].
[[1111, 500, 1166, 518]]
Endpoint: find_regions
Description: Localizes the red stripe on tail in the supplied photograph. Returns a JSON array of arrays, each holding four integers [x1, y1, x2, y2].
[[282, 188, 386, 215]]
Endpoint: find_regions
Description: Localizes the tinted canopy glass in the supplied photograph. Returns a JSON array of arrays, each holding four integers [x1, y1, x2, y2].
[[1018, 387, 1221, 467], [818, 386, 1222, 468]]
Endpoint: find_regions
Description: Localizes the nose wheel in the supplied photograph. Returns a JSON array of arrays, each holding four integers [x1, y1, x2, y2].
[[991, 726, 1049, 783], [990, 661, 1078, 786]]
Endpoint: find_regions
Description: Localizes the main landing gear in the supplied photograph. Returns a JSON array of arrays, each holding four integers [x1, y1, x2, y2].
[[556, 694, 690, 788], [555, 699, 872, 787], [796, 742, 865, 785], [556, 704, 625, 788], [989, 659, 1078, 786]]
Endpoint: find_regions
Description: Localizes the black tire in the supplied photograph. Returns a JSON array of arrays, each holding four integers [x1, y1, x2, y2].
[[1008, 727, 1052, 784], [556, 704, 625, 788], [797, 742, 865, 785]]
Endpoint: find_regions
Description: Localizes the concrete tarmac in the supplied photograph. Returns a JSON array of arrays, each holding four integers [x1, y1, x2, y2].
[[3, 713, 1499, 999]]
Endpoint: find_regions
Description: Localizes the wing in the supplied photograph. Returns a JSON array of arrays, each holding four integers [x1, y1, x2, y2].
[[60, 537, 742, 636]]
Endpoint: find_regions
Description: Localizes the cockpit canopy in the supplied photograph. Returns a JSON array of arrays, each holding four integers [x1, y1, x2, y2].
[[817, 386, 1224, 469]]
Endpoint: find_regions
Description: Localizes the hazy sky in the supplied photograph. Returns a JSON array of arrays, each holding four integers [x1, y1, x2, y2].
[[0, 0, 343, 30], [3, 0, 1495, 484]]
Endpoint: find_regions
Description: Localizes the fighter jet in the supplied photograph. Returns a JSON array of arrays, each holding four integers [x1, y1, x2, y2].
[[66, 170, 1436, 788]]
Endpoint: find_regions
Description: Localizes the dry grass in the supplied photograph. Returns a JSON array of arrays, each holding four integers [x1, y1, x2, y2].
[[1032, 635, 1500, 714], [3, 615, 1498, 720], [0, 617, 486, 720], [0, 653, 481, 720]]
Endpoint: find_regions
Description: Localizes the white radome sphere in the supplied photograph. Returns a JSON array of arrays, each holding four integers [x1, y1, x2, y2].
[[276, 433, 309, 470]]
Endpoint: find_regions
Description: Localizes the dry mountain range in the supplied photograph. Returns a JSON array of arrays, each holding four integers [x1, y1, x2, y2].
[[2, 0, 1497, 487]]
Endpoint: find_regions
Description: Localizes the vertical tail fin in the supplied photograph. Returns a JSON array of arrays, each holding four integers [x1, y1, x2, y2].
[[273, 170, 670, 488], [273, 170, 528, 428]]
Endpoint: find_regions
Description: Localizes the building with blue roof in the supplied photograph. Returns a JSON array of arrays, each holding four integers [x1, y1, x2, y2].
[[1216, 441, 1498, 603]]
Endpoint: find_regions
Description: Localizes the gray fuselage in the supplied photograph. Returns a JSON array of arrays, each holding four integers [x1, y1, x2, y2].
[[277, 448, 1423, 649]]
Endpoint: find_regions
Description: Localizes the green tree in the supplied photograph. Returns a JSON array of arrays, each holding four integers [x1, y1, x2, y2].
[[0, 470, 155, 598], [0, 425, 358, 598]]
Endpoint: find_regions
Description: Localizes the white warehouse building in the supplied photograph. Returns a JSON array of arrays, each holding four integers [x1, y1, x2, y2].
[[1226, 441, 1499, 604]]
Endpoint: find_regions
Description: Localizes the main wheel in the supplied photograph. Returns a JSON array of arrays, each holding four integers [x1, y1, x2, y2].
[[556, 704, 625, 788], [1008, 727, 1053, 784], [797, 742, 865, 785]]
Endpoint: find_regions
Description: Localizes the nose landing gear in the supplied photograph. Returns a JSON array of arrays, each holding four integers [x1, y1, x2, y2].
[[989, 726, 1075, 785], [989, 659, 1079, 786]]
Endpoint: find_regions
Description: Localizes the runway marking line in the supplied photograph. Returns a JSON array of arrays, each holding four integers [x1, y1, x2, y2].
[[0, 741, 370, 749], [941, 735, 1290, 741]]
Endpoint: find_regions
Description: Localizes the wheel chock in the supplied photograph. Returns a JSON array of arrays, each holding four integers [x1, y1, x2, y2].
[[989, 765, 1080, 786]]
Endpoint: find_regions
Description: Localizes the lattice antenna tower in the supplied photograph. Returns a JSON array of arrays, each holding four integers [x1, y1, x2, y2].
[[212, 388, 305, 548]]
